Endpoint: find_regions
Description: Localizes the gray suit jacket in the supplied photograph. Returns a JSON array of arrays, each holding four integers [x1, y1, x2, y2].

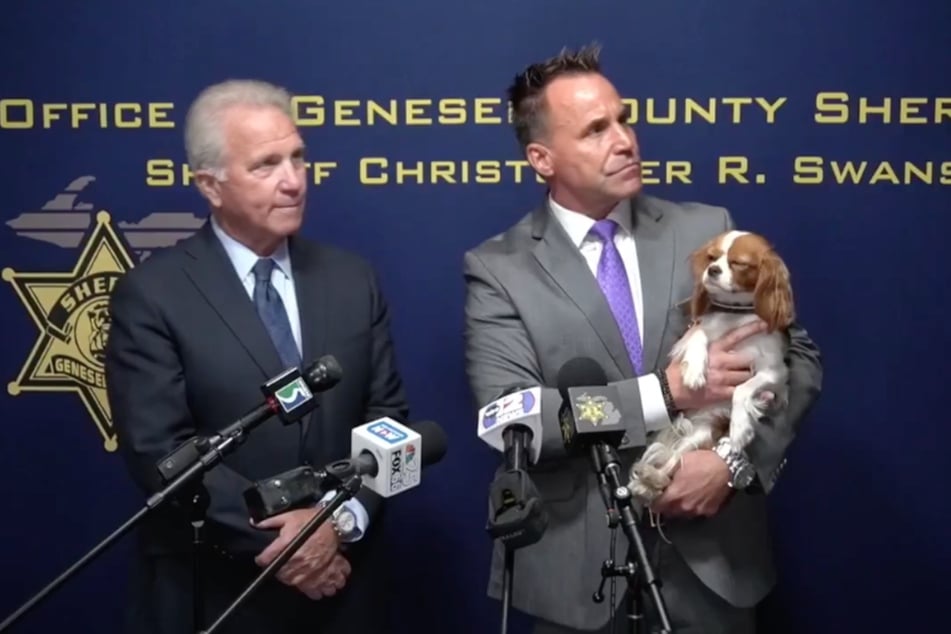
[[463, 194, 822, 630]]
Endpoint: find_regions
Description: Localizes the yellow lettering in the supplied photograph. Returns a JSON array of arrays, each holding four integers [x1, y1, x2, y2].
[[396, 161, 425, 183], [899, 98, 928, 124], [474, 98, 502, 124], [668, 161, 692, 184], [646, 98, 676, 124], [42, 103, 67, 128], [439, 98, 467, 125], [146, 159, 175, 186], [756, 97, 787, 123], [334, 100, 361, 126], [938, 98, 951, 123], [114, 103, 141, 128], [505, 160, 532, 184], [684, 99, 716, 124], [859, 98, 891, 124], [367, 100, 398, 125], [942, 161, 951, 185], [815, 92, 848, 124], [0, 99, 33, 128], [293, 96, 325, 126], [831, 161, 867, 184], [70, 103, 96, 128], [148, 103, 174, 128], [868, 162, 899, 184], [430, 161, 456, 184], [794, 156, 824, 184], [718, 156, 750, 183], [904, 162, 932, 183], [360, 157, 388, 185], [405, 99, 432, 125], [476, 161, 501, 184], [721, 98, 752, 124], [310, 162, 337, 185]]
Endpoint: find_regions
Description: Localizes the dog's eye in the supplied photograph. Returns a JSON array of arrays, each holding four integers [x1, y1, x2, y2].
[[729, 261, 751, 270]]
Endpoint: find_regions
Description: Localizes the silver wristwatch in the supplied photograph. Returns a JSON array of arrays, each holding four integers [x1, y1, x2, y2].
[[713, 437, 756, 490], [330, 506, 358, 541]]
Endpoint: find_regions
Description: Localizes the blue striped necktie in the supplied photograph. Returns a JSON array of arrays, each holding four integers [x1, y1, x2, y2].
[[252, 258, 301, 369]]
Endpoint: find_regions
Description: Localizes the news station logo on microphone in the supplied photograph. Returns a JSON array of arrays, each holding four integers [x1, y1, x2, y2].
[[481, 389, 538, 430], [262, 367, 318, 424], [352, 417, 422, 496], [573, 392, 620, 427], [275, 378, 314, 413], [368, 421, 408, 444]]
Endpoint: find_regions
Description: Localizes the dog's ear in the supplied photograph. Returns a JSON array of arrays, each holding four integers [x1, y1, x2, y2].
[[688, 238, 716, 320], [754, 249, 795, 331]]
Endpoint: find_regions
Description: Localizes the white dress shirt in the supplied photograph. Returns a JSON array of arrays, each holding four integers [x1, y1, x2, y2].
[[548, 197, 672, 431], [210, 217, 368, 541]]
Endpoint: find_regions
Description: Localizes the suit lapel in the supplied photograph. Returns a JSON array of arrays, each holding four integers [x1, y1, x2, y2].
[[631, 196, 675, 371], [531, 202, 635, 378], [182, 223, 284, 378]]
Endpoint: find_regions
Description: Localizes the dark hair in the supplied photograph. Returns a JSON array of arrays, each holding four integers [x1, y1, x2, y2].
[[507, 43, 603, 149]]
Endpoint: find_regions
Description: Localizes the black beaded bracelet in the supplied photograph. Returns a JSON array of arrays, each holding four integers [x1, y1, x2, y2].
[[654, 368, 679, 419]]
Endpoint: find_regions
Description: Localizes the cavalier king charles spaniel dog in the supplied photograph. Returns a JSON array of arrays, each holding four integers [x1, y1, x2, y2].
[[629, 230, 795, 503]]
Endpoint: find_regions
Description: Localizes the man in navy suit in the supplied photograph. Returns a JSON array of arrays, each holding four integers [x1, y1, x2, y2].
[[105, 79, 408, 634]]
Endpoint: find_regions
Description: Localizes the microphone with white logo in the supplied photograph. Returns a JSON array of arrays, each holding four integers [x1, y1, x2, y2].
[[205, 419, 448, 634], [477, 387, 548, 634], [243, 418, 446, 521], [477, 386, 544, 469]]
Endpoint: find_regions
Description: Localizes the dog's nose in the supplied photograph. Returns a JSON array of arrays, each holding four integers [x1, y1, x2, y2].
[[707, 264, 722, 278]]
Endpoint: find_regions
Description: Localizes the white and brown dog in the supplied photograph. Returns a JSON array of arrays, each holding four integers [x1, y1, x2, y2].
[[629, 230, 795, 503]]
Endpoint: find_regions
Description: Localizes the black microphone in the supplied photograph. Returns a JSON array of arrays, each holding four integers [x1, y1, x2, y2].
[[556, 357, 627, 452], [157, 355, 342, 484], [243, 420, 448, 522], [556, 357, 674, 632]]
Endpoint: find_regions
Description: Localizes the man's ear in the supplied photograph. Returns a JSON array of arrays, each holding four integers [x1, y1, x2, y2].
[[194, 170, 223, 208], [526, 142, 554, 179]]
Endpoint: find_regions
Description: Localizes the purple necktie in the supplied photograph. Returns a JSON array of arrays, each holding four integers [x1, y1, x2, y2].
[[589, 219, 643, 374]]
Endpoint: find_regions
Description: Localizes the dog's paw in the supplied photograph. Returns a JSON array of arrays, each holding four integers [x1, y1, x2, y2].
[[729, 417, 756, 449], [629, 464, 669, 503], [681, 356, 707, 390]]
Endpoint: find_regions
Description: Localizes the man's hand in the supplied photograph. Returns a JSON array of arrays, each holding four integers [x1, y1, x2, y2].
[[296, 554, 352, 600], [253, 508, 340, 586], [667, 320, 768, 411], [650, 450, 731, 518]]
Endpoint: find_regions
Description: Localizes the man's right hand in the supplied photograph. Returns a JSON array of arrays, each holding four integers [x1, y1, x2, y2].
[[666, 320, 767, 411], [296, 553, 352, 600]]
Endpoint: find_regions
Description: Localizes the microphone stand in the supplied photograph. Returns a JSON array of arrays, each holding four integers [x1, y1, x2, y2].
[[198, 466, 363, 634], [485, 431, 547, 634], [0, 401, 276, 634], [588, 443, 673, 634]]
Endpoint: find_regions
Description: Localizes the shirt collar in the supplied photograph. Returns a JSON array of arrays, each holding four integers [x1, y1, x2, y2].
[[548, 196, 633, 248], [209, 216, 292, 281]]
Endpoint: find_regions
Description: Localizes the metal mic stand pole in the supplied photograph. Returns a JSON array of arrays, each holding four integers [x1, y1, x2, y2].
[[594, 443, 673, 634]]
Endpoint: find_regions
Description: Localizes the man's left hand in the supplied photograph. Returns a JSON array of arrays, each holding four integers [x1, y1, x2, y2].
[[253, 508, 340, 585], [650, 450, 731, 518]]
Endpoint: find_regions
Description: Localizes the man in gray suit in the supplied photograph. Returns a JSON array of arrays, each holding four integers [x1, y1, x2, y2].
[[464, 46, 822, 633]]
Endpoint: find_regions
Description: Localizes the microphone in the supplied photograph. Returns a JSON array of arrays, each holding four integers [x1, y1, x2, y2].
[[555, 357, 673, 632], [157, 355, 342, 484], [477, 386, 543, 468], [556, 357, 627, 452], [243, 419, 447, 521], [204, 420, 448, 634]]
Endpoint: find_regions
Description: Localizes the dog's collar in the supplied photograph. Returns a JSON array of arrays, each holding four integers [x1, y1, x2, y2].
[[709, 300, 756, 314]]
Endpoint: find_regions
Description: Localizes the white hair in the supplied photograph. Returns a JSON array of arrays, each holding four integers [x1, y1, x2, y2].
[[184, 79, 294, 180]]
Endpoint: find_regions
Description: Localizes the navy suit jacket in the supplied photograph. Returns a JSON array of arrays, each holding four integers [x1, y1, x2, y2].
[[105, 221, 409, 633]]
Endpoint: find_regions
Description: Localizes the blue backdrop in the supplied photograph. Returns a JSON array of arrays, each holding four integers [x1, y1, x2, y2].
[[1, 1, 948, 632]]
